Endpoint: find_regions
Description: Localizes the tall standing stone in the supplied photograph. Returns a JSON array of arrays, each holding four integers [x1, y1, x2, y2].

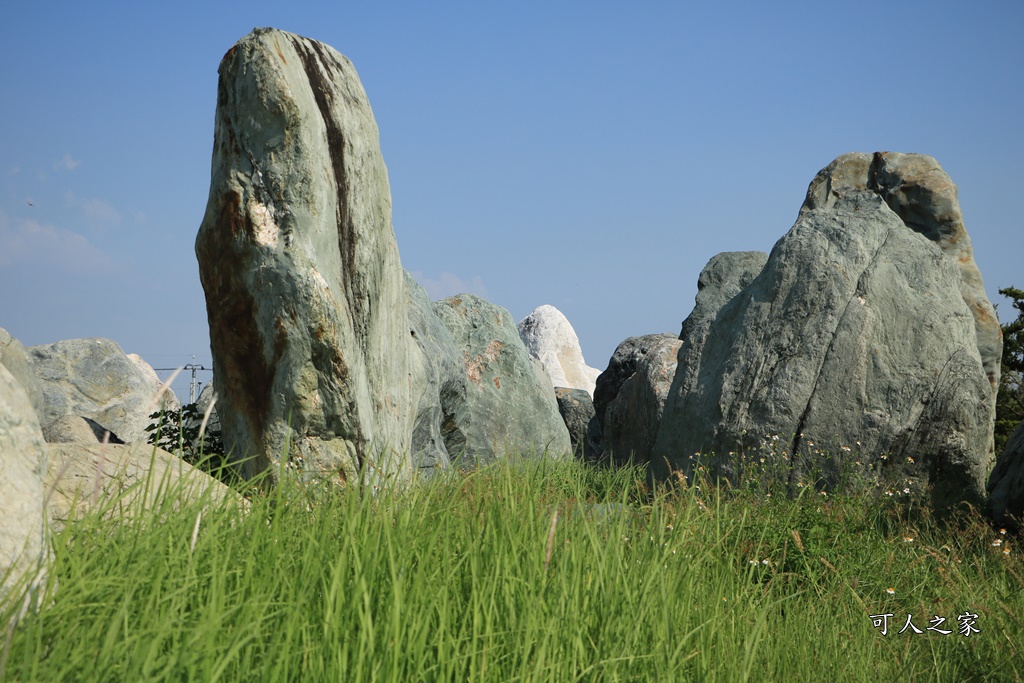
[[653, 153, 1000, 509], [195, 28, 417, 485]]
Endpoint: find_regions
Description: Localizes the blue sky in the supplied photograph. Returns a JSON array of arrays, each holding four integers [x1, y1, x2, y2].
[[2, 1, 1021, 402]]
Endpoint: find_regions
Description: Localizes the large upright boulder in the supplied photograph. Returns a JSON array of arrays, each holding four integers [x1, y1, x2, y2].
[[517, 305, 601, 397], [0, 365, 49, 616], [195, 28, 419, 485], [433, 294, 572, 463], [28, 339, 176, 444], [653, 152, 1000, 508]]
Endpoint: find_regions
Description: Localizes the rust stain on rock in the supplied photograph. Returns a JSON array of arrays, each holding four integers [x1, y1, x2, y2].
[[220, 45, 237, 70], [483, 339, 505, 362], [195, 172, 298, 456], [493, 376, 501, 389]]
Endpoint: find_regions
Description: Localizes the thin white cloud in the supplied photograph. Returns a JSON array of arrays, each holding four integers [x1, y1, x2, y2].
[[7, 166, 19, 176], [53, 154, 81, 171], [64, 192, 122, 227], [411, 271, 489, 300], [0, 210, 114, 273]]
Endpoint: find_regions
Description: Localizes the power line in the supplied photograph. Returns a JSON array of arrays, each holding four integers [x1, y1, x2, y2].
[[154, 355, 213, 403]]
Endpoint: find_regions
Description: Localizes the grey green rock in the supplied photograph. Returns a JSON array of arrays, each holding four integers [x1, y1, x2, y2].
[[432, 294, 572, 464], [653, 152, 998, 509], [195, 28, 419, 486]]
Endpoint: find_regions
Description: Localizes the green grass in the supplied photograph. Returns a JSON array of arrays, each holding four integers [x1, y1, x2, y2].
[[2, 456, 1021, 681]]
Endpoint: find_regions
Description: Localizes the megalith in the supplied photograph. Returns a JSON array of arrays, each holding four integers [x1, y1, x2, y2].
[[653, 152, 1000, 509], [195, 28, 418, 485]]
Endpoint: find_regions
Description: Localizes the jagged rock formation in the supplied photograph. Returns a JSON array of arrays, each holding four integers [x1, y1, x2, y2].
[[0, 364, 49, 617], [653, 152, 1000, 509], [195, 28, 419, 485], [433, 294, 572, 463], [517, 305, 601, 397], [28, 338, 176, 444]]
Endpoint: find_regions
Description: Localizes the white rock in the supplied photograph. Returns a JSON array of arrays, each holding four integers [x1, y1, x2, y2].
[[517, 305, 601, 398]]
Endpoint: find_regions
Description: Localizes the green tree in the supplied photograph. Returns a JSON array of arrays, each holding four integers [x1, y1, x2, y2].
[[146, 403, 228, 471], [995, 286, 1024, 454]]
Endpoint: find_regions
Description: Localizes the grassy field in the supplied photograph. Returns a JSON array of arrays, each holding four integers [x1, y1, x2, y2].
[[1, 455, 1021, 681]]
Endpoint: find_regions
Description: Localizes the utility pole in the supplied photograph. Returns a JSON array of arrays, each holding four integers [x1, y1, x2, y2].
[[187, 356, 203, 403], [155, 356, 212, 404]]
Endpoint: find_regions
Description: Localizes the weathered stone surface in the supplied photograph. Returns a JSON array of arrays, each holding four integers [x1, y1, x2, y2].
[[0, 364, 49, 614], [680, 252, 768, 342], [405, 272, 462, 475], [0, 327, 45, 419], [653, 152, 999, 509], [195, 28, 418, 486], [601, 336, 681, 466], [42, 415, 104, 444], [432, 294, 572, 463], [554, 387, 599, 457], [592, 333, 678, 434], [989, 421, 1024, 526], [518, 305, 601, 397], [653, 252, 770, 446], [45, 442, 240, 530], [806, 152, 1002, 397], [28, 338, 177, 444]]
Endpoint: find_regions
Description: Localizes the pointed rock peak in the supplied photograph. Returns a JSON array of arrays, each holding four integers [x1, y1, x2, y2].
[[802, 152, 1001, 396]]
